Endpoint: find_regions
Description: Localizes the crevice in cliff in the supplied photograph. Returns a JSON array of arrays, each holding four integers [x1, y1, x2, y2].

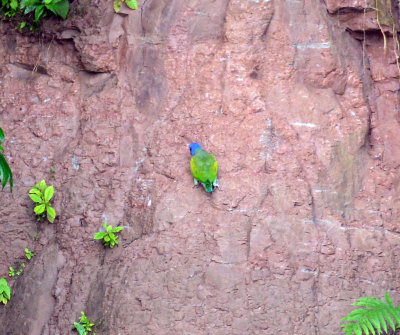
[[140, 0, 149, 37]]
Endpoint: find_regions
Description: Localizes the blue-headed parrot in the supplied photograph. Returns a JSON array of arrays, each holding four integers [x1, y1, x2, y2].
[[189, 143, 218, 193]]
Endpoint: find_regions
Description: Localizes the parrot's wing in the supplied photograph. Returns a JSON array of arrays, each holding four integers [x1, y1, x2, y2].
[[190, 151, 218, 184]]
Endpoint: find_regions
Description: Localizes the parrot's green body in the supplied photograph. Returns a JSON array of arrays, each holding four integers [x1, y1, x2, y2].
[[189, 143, 218, 193]]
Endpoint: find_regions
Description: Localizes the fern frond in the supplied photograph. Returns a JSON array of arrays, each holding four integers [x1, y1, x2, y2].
[[341, 293, 400, 335]]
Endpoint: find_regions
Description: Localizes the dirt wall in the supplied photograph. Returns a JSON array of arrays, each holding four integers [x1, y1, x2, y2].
[[0, 0, 400, 334]]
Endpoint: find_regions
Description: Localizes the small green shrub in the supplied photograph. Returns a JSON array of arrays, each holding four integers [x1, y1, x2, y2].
[[16, 263, 25, 276], [20, 0, 69, 22], [0, 0, 69, 30], [29, 180, 56, 223], [50, 166, 55, 179], [341, 292, 400, 334], [113, 0, 137, 12], [0, 127, 13, 192], [94, 223, 123, 248], [0, 0, 19, 18], [10, 260, 26, 277], [0, 277, 11, 305], [25, 248, 33, 260], [73, 311, 95, 335]]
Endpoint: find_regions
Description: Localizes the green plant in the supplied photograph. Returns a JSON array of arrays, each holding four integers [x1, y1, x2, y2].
[[16, 263, 25, 276], [29, 180, 56, 223], [1, 0, 69, 30], [50, 167, 55, 179], [25, 248, 34, 260], [33, 233, 38, 239], [94, 223, 123, 248], [8, 267, 14, 277], [73, 312, 95, 335], [21, 0, 69, 22], [341, 292, 400, 335], [0, 127, 13, 192], [113, 0, 137, 13], [0, 277, 11, 305], [0, 0, 19, 18]]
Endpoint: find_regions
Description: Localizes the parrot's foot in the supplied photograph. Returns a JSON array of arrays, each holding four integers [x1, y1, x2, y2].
[[213, 178, 219, 188], [193, 178, 199, 188]]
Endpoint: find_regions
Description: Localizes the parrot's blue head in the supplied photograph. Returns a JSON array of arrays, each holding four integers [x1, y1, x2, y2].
[[189, 142, 202, 156]]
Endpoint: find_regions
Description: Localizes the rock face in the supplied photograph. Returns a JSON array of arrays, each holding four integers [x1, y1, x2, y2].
[[0, 0, 399, 334]]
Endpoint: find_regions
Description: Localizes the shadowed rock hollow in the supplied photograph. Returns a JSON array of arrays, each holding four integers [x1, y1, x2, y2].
[[0, 0, 400, 334]]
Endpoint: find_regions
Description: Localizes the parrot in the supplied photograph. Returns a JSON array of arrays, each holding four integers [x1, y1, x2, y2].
[[189, 142, 218, 193]]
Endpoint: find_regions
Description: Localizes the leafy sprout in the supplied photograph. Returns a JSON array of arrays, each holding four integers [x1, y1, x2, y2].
[[94, 223, 124, 248], [29, 180, 56, 223], [25, 248, 34, 260], [73, 311, 95, 335]]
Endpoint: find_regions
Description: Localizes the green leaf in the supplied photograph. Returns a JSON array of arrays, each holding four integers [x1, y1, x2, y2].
[[0, 157, 10, 190], [94, 232, 107, 240], [385, 292, 393, 307], [0, 153, 13, 191], [34, 5, 44, 21], [369, 311, 382, 333], [0, 278, 10, 303], [73, 322, 87, 335], [353, 323, 362, 335], [360, 322, 369, 335], [29, 193, 43, 203], [20, 0, 32, 8], [36, 180, 47, 192], [106, 224, 113, 232], [125, 0, 137, 9], [0, 277, 7, 289], [382, 309, 396, 331], [46, 206, 56, 222], [0, 128, 4, 144], [20, 21, 26, 29], [24, 4, 36, 14], [112, 226, 124, 232], [378, 310, 388, 333], [7, 162, 13, 191], [45, 2, 57, 14], [30, 188, 42, 196], [113, 0, 121, 12], [364, 318, 375, 335], [47, 212, 55, 223], [389, 307, 400, 326], [9, 0, 18, 10], [104, 235, 110, 242], [3, 286, 10, 300], [34, 204, 46, 214], [53, 0, 69, 19], [44, 185, 54, 202]]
